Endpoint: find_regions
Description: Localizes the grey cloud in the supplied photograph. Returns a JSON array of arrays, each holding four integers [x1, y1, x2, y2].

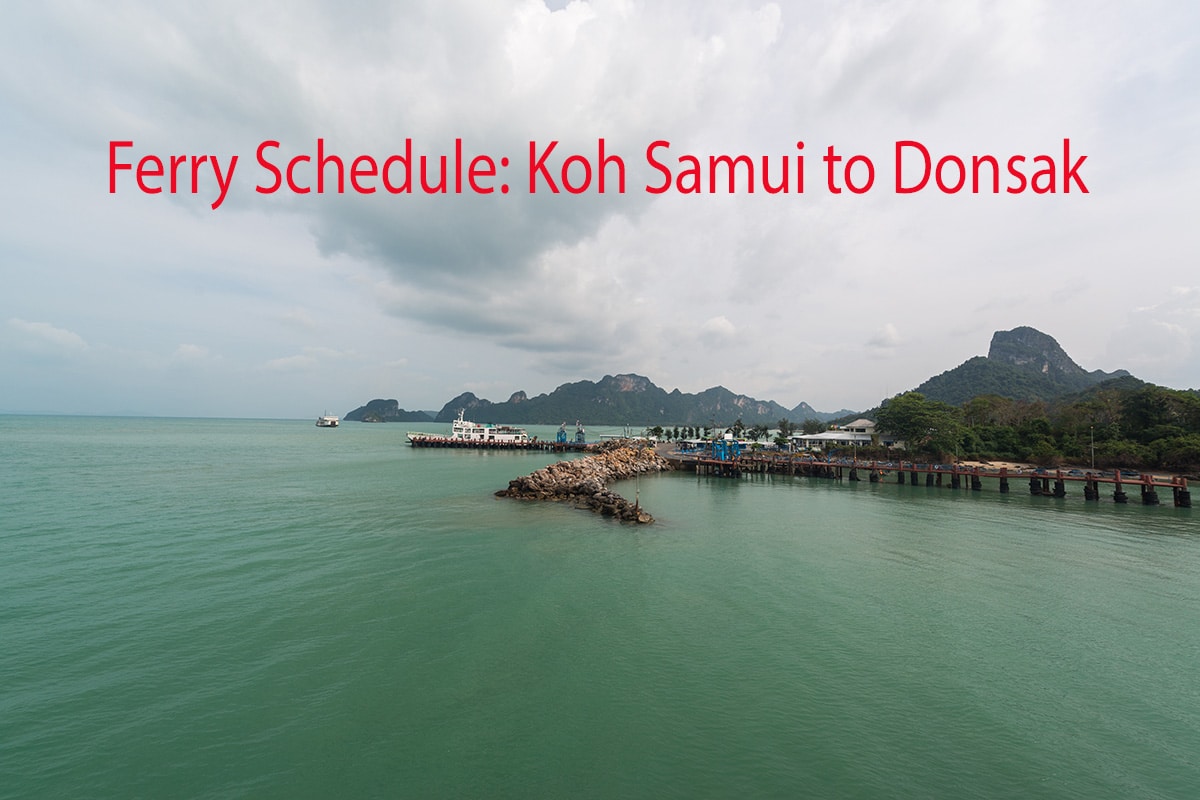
[[4, 1, 1200, 417]]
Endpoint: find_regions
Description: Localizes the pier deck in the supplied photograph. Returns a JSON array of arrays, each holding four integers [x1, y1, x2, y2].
[[667, 453, 1192, 508]]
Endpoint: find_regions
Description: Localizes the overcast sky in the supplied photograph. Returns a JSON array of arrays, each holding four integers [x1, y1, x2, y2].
[[2, 1, 1197, 418]]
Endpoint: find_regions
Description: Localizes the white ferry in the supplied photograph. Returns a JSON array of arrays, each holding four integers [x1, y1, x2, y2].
[[316, 413, 340, 428], [406, 409, 531, 447]]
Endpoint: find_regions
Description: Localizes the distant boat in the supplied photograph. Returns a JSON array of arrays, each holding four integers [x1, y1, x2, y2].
[[316, 413, 339, 428]]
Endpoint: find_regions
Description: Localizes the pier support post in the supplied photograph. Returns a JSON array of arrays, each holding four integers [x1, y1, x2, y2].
[[910, 470, 919, 486], [999, 477, 1009, 493], [1084, 481, 1098, 500], [869, 470, 879, 483], [1053, 479, 1066, 498], [1113, 484, 1128, 503], [897, 469, 905, 484], [936, 472, 943, 487], [926, 473, 934, 487], [951, 473, 961, 490], [971, 474, 982, 491], [1029, 476, 1042, 496], [1141, 485, 1160, 505], [849, 468, 859, 481], [1175, 488, 1191, 508]]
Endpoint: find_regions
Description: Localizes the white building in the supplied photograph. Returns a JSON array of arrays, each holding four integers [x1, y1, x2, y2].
[[839, 419, 877, 435], [788, 419, 899, 450], [789, 429, 872, 449]]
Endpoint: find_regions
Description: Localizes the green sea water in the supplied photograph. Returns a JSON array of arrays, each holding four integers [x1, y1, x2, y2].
[[2, 415, 1198, 798]]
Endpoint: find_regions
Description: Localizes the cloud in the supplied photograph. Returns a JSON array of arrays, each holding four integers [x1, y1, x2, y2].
[[4, 1, 1200, 416], [279, 308, 319, 331], [7, 318, 88, 352], [867, 323, 901, 349], [1104, 286, 1200, 383], [262, 346, 358, 372], [170, 343, 212, 363], [699, 315, 738, 347], [67, 1, 805, 355], [264, 354, 316, 372]]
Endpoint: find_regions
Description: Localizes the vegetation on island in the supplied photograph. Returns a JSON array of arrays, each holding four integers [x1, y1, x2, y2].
[[346, 326, 1198, 472], [426, 375, 847, 426], [864, 327, 1196, 471], [872, 381, 1200, 473], [643, 379, 1200, 474], [914, 326, 1129, 406], [344, 399, 433, 423]]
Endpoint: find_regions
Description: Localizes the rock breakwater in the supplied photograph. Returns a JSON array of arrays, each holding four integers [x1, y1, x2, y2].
[[496, 441, 673, 523]]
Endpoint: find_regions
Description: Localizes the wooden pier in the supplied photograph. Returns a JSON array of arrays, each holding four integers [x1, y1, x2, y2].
[[668, 453, 1192, 508]]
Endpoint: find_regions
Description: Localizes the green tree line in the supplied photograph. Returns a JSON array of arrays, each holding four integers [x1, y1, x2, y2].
[[875, 382, 1200, 472]]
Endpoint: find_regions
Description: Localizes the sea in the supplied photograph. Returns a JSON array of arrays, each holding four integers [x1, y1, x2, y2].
[[2, 414, 1198, 799]]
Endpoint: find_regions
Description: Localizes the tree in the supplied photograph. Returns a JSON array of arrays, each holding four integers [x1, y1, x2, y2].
[[875, 392, 963, 458], [801, 418, 825, 435], [1029, 439, 1061, 466], [777, 418, 794, 438], [1122, 385, 1200, 443], [1158, 434, 1200, 470]]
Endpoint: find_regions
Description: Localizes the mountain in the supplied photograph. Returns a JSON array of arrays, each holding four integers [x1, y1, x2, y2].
[[914, 326, 1130, 406], [419, 373, 844, 426], [793, 401, 855, 422], [348, 327, 1124, 427], [433, 392, 495, 422], [343, 399, 434, 423]]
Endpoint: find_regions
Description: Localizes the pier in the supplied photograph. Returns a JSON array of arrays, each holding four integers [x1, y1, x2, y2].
[[667, 453, 1192, 508]]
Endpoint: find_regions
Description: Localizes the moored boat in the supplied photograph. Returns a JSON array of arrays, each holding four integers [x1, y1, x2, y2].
[[407, 409, 531, 447], [316, 413, 340, 427]]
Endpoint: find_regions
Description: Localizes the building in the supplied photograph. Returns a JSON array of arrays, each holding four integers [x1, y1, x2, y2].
[[788, 418, 900, 450]]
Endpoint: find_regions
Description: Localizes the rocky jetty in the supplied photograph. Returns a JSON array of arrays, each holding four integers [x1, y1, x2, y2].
[[496, 441, 673, 523]]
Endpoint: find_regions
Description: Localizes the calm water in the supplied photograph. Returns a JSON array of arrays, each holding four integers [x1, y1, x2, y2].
[[2, 416, 1198, 798]]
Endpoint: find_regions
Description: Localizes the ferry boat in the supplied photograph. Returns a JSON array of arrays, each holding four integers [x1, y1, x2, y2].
[[406, 409, 531, 447], [316, 413, 340, 428]]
